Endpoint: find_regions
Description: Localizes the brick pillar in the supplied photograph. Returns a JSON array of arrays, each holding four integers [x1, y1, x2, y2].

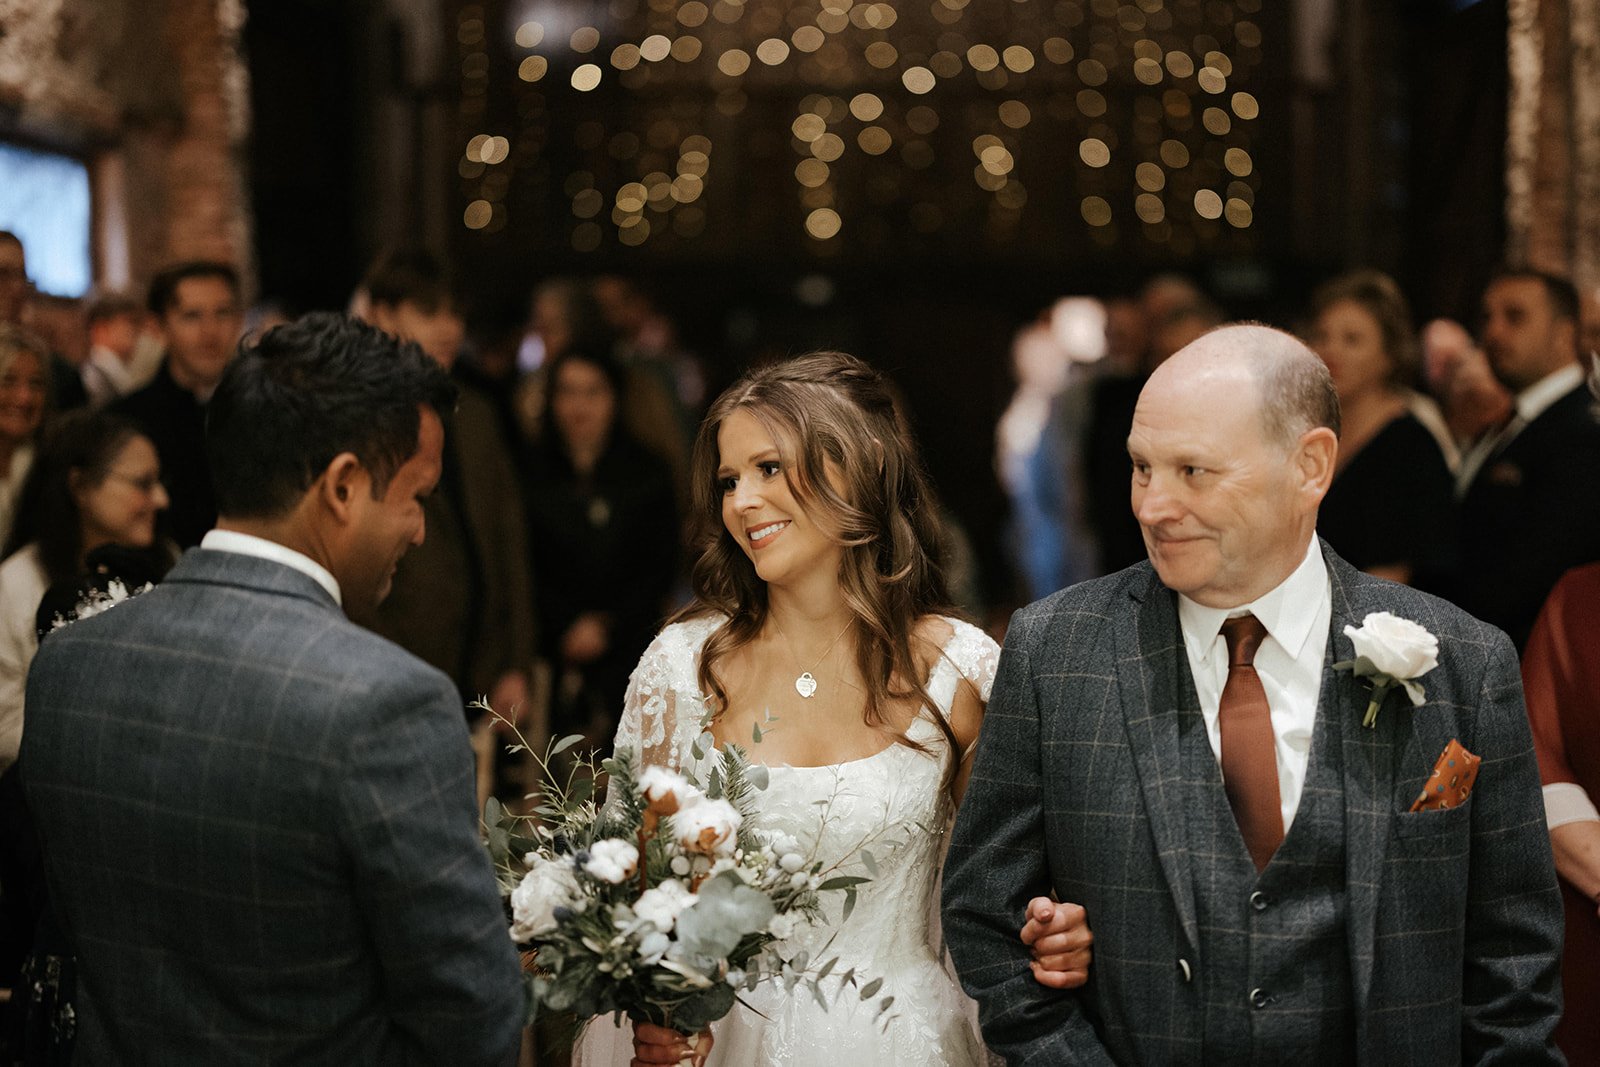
[[1507, 0, 1600, 292], [158, 0, 254, 290]]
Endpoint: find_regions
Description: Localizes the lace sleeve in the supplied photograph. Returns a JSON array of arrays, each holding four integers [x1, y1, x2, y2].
[[613, 630, 686, 771], [945, 618, 1001, 704]]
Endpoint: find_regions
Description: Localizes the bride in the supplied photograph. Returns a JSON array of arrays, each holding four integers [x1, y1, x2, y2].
[[575, 352, 1086, 1067]]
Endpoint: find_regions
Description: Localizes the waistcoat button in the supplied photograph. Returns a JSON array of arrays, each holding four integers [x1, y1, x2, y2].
[[1250, 987, 1273, 1009], [1178, 958, 1192, 983], [1250, 890, 1270, 911]]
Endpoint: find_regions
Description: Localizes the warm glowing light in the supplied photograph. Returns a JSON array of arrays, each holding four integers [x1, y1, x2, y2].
[[515, 21, 545, 48], [1135, 193, 1165, 223], [757, 38, 790, 64], [464, 199, 493, 229], [966, 44, 999, 72], [806, 208, 842, 239], [795, 158, 830, 187], [571, 64, 602, 90], [792, 26, 825, 51], [641, 35, 671, 62], [518, 56, 547, 81], [1232, 92, 1260, 120], [1079, 138, 1111, 168], [998, 100, 1031, 128], [1002, 46, 1034, 73], [571, 27, 600, 52], [1194, 189, 1223, 219], [1224, 147, 1253, 176], [717, 49, 751, 76], [902, 66, 936, 93], [1081, 196, 1112, 226], [1136, 162, 1166, 191], [858, 126, 892, 154]]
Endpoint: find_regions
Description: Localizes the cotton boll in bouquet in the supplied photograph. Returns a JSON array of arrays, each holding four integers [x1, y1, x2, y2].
[[478, 706, 883, 1040]]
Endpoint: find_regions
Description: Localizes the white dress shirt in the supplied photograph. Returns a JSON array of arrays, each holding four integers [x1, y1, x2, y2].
[[1177, 538, 1332, 833], [80, 345, 140, 408], [200, 529, 342, 607]]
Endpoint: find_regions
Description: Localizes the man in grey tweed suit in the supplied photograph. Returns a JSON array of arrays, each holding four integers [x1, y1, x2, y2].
[[944, 325, 1564, 1064], [21, 314, 524, 1063]]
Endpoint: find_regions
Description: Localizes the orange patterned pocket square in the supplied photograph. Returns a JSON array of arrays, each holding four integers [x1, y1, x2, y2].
[[1409, 738, 1481, 812]]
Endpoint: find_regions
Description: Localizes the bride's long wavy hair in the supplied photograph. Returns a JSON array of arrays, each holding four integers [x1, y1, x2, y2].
[[672, 351, 962, 787]]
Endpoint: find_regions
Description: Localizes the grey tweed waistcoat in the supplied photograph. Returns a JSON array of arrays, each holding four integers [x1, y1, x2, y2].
[[1179, 689, 1357, 1064]]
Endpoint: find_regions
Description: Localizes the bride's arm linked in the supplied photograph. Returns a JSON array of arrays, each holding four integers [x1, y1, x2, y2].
[[944, 625, 1093, 992], [941, 620, 1115, 1065]]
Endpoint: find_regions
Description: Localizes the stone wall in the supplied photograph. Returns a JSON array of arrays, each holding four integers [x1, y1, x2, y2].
[[0, 0, 253, 295]]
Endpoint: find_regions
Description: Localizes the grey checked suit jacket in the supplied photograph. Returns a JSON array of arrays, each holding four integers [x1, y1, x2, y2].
[[21, 549, 524, 1065], [942, 543, 1564, 1065]]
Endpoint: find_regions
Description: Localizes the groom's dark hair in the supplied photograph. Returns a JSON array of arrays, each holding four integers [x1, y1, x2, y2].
[[207, 311, 456, 519]]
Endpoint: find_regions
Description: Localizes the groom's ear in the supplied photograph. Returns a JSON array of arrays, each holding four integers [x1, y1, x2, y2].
[[317, 452, 368, 523]]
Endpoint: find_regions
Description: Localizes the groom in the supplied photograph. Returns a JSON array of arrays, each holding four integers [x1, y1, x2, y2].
[[22, 314, 524, 1063], [943, 325, 1563, 1063]]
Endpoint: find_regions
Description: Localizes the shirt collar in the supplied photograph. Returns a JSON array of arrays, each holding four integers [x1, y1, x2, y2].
[[1177, 537, 1328, 663], [88, 346, 137, 389], [200, 529, 342, 606], [1514, 362, 1584, 424]]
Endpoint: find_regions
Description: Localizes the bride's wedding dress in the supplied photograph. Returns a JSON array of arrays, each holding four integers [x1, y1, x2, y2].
[[574, 613, 998, 1066]]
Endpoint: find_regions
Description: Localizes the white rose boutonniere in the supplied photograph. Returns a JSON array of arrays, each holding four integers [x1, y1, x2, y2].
[[1335, 611, 1440, 728]]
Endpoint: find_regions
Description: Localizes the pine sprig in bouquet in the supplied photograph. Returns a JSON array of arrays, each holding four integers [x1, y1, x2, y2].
[[480, 706, 884, 1037]]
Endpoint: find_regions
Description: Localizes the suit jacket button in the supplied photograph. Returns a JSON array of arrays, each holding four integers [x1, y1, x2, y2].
[[1250, 987, 1272, 1009], [1249, 890, 1270, 911], [1178, 958, 1192, 983]]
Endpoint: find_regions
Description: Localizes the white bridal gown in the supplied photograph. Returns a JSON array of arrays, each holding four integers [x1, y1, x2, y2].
[[575, 614, 998, 1067]]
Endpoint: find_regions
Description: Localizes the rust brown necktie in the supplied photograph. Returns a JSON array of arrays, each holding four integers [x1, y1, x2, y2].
[[1219, 614, 1283, 871]]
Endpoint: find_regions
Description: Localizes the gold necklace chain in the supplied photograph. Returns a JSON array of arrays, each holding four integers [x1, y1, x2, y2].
[[771, 617, 852, 699]]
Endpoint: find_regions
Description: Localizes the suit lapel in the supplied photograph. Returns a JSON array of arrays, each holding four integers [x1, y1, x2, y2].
[[1324, 547, 1407, 1012], [1114, 568, 1201, 953]]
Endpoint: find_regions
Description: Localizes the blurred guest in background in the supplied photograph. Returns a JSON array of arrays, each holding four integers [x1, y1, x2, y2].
[[0, 232, 85, 412], [1420, 317, 1512, 456], [1307, 270, 1454, 584], [1033, 297, 1108, 594], [1083, 278, 1222, 575], [1449, 268, 1600, 650], [359, 250, 535, 729], [112, 261, 241, 548], [594, 273, 707, 423], [0, 411, 171, 773], [996, 320, 1073, 601], [0, 326, 49, 550], [524, 349, 675, 748], [1522, 555, 1600, 1066], [522, 277, 692, 512], [79, 293, 148, 408]]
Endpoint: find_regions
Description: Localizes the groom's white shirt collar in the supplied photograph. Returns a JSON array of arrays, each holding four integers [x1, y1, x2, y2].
[[200, 529, 343, 607]]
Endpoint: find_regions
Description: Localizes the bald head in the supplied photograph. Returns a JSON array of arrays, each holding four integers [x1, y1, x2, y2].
[[1130, 323, 1340, 607], [1151, 324, 1341, 450]]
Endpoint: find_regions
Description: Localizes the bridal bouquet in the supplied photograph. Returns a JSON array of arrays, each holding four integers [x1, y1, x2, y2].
[[481, 713, 881, 1036]]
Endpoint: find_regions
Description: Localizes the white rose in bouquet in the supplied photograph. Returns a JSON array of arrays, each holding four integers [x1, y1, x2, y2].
[[510, 855, 581, 941], [582, 838, 640, 884], [676, 798, 743, 856], [634, 878, 697, 932]]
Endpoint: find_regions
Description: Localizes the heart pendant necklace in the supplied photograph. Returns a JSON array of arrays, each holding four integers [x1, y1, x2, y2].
[[774, 618, 852, 699]]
